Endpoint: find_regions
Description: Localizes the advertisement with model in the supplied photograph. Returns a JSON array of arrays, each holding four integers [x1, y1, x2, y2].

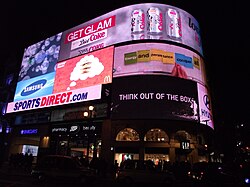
[[113, 42, 207, 86], [59, 3, 203, 61]]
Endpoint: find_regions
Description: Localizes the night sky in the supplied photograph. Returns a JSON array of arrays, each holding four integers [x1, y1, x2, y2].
[[0, 0, 247, 131]]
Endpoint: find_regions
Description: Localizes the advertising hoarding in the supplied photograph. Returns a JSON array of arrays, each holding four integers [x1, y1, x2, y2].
[[7, 46, 114, 114], [59, 3, 203, 61], [14, 72, 55, 102], [53, 46, 113, 93], [114, 43, 207, 85], [18, 33, 62, 82], [13, 32, 63, 101], [6, 85, 102, 113], [197, 83, 214, 129], [111, 75, 199, 121]]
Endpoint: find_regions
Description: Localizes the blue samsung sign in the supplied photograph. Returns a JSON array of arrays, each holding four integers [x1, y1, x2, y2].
[[21, 79, 47, 96]]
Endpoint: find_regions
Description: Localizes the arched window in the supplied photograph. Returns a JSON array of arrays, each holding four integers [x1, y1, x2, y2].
[[144, 128, 169, 142], [174, 130, 191, 142], [116, 128, 140, 141]]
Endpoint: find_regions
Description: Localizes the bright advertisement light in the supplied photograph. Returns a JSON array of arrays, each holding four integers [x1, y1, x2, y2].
[[18, 33, 62, 82], [22, 145, 38, 156], [53, 46, 113, 93], [6, 85, 102, 113], [13, 32, 63, 102], [59, 3, 202, 61], [14, 72, 55, 102], [111, 75, 199, 121], [114, 43, 207, 86], [197, 83, 214, 129]]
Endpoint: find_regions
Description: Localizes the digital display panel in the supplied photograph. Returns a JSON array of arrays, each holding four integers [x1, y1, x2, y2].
[[18, 33, 62, 82], [7, 46, 114, 114], [111, 75, 199, 121], [197, 83, 214, 129], [59, 3, 202, 61], [53, 46, 113, 93], [14, 72, 55, 101], [114, 43, 207, 85], [13, 32, 63, 102], [22, 145, 39, 156], [6, 85, 102, 113]]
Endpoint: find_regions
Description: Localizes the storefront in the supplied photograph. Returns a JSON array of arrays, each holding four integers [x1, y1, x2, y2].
[[49, 121, 102, 159]]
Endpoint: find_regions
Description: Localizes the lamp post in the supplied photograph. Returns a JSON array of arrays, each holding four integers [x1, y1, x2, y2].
[[83, 106, 94, 161]]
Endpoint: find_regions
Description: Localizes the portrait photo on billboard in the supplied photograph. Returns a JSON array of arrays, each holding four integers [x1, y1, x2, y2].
[[111, 75, 199, 121], [113, 42, 207, 86], [53, 46, 114, 94], [58, 3, 203, 61]]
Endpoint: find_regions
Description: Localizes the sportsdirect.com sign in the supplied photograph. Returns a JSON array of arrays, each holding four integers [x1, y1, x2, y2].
[[6, 85, 101, 113]]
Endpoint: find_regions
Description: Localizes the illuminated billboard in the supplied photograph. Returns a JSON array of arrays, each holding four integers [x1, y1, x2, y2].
[[14, 72, 55, 102], [6, 85, 102, 113], [18, 33, 62, 82], [7, 46, 114, 113], [197, 83, 214, 129], [111, 75, 199, 121], [114, 43, 207, 85], [58, 3, 202, 61], [53, 46, 113, 93], [14, 32, 63, 101]]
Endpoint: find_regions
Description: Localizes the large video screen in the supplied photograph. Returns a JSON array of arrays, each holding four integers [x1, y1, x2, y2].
[[59, 3, 203, 61], [22, 145, 39, 156], [53, 46, 113, 93], [197, 83, 214, 129], [14, 33, 63, 102], [114, 42, 207, 86], [6, 46, 114, 113], [7, 85, 102, 113], [111, 75, 199, 121]]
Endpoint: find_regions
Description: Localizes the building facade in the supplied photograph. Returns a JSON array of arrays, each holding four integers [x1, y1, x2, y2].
[[4, 3, 214, 167]]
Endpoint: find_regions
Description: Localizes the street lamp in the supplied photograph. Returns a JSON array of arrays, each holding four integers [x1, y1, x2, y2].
[[83, 106, 94, 161]]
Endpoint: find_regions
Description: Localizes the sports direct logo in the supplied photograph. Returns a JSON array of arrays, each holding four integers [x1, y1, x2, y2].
[[6, 85, 101, 113]]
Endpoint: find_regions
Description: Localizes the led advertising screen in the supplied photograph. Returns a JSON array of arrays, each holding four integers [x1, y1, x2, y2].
[[113, 43, 207, 85], [197, 83, 214, 129], [58, 3, 202, 61], [53, 46, 113, 93], [6, 84, 102, 113], [22, 145, 39, 156], [7, 46, 114, 114], [14, 32, 63, 101], [111, 75, 199, 121], [18, 33, 62, 82], [14, 72, 55, 102]]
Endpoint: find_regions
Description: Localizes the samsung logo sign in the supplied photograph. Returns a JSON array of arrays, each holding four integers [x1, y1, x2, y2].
[[21, 79, 47, 96]]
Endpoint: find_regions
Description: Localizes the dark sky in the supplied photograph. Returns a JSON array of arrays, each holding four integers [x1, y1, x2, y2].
[[0, 0, 247, 129]]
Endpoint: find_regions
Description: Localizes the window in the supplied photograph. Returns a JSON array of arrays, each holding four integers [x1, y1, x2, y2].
[[144, 128, 169, 142], [116, 128, 140, 141], [174, 130, 191, 142]]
